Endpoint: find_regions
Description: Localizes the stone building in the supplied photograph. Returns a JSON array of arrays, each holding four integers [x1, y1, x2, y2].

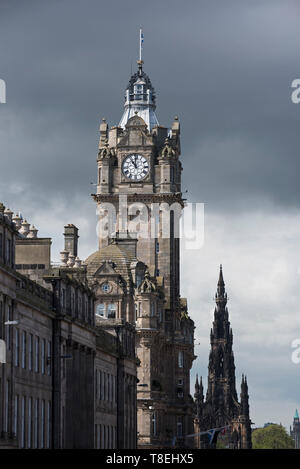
[[87, 57, 195, 448], [0, 203, 137, 449], [290, 409, 300, 449], [194, 266, 252, 449]]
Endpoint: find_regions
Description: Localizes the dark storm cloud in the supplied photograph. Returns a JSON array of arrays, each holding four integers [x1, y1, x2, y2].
[[0, 0, 300, 211], [1, 0, 300, 429]]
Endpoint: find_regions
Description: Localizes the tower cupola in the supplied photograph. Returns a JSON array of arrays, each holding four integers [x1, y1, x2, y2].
[[119, 33, 159, 131]]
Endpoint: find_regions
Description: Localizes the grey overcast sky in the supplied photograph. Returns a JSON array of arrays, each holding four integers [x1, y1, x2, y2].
[[1, 0, 300, 429]]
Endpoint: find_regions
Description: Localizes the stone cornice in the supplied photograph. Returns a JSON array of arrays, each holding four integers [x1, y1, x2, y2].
[[92, 192, 185, 207]]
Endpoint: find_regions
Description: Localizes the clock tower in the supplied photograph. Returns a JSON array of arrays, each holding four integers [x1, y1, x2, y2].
[[87, 56, 195, 448]]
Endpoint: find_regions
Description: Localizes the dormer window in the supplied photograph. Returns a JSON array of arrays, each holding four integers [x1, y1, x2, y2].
[[95, 302, 116, 319]]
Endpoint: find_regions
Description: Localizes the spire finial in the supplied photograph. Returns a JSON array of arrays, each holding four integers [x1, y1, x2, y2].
[[218, 264, 224, 284], [215, 264, 226, 305]]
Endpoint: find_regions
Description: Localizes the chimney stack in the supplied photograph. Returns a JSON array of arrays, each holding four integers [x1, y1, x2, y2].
[[63, 224, 79, 257]]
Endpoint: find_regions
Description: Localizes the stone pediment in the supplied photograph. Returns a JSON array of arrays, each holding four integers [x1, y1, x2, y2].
[[125, 115, 147, 128], [94, 260, 117, 277]]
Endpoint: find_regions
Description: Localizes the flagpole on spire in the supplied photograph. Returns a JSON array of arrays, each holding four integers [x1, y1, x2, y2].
[[139, 28, 142, 62], [138, 28, 144, 73]]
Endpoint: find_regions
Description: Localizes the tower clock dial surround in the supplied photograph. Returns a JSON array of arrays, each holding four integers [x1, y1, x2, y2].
[[122, 154, 149, 181]]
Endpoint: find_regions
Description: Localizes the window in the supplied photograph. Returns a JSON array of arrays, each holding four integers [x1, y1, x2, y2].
[[14, 395, 19, 437], [104, 425, 107, 449], [170, 166, 174, 183], [47, 341, 51, 376], [6, 304, 12, 349], [85, 298, 88, 322], [71, 292, 75, 315], [136, 271, 143, 288], [155, 240, 159, 253], [78, 294, 82, 318], [21, 396, 25, 449], [34, 399, 39, 448], [101, 283, 110, 293], [41, 400, 45, 448], [47, 402, 51, 448], [177, 417, 183, 437], [112, 374, 115, 404], [0, 301, 3, 339], [96, 370, 100, 400], [62, 289, 66, 309], [178, 351, 184, 368], [134, 303, 137, 321], [6, 238, 11, 264], [35, 337, 39, 373], [107, 303, 116, 319], [98, 371, 102, 401], [29, 334, 33, 371], [104, 373, 107, 401], [96, 303, 105, 317], [27, 397, 32, 448], [100, 371, 104, 400], [41, 339, 45, 375], [156, 269, 160, 277], [5, 380, 9, 432], [15, 329, 19, 367], [151, 303, 155, 317], [0, 232, 3, 260], [106, 373, 109, 401], [21, 331, 26, 369]]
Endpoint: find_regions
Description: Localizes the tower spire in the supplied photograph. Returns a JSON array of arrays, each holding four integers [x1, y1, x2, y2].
[[216, 264, 226, 302]]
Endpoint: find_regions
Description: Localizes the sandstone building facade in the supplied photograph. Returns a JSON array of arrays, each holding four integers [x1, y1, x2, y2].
[[0, 204, 136, 449]]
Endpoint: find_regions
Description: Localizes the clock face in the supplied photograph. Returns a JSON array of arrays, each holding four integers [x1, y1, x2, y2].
[[122, 154, 149, 181]]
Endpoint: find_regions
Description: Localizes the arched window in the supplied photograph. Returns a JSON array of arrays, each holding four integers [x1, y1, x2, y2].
[[107, 303, 116, 319], [178, 351, 184, 368], [134, 303, 137, 322], [96, 303, 105, 317], [177, 417, 183, 437]]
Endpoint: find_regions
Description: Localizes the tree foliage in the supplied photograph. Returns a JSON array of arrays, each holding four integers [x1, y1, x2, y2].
[[252, 424, 295, 449]]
